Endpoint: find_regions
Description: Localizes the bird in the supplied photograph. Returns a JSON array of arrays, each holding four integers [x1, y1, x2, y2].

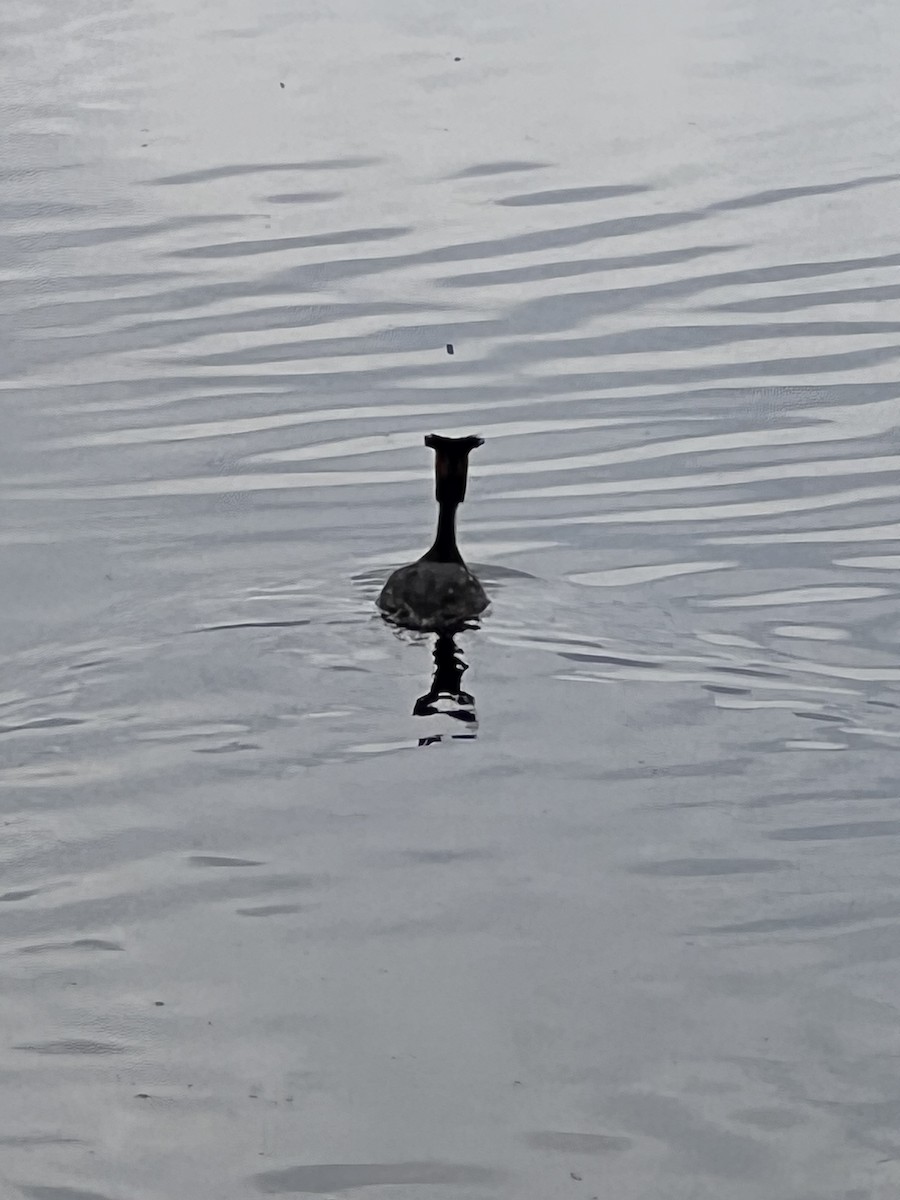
[[377, 434, 489, 632]]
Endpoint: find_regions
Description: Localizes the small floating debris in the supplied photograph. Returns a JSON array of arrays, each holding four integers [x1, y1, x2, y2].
[[446, 343, 454, 354], [280, 81, 285, 88]]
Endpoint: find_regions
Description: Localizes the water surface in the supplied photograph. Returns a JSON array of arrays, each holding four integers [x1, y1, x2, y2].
[[3, 0, 900, 1197]]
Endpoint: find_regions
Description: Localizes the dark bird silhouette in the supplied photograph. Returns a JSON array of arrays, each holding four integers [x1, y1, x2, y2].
[[377, 434, 488, 631]]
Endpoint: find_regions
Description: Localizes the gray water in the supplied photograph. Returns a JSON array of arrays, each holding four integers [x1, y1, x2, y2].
[[3, 1, 900, 1197]]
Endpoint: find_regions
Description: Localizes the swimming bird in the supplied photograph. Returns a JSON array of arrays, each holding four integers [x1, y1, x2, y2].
[[377, 434, 489, 631]]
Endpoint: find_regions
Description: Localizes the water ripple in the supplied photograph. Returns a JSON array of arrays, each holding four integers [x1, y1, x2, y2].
[[4, 5, 900, 1194]]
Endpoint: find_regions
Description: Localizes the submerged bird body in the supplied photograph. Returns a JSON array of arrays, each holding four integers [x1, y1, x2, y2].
[[378, 560, 488, 632], [377, 434, 488, 632]]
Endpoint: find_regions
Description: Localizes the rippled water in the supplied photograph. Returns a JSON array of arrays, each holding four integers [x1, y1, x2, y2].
[[4, 1, 900, 1197]]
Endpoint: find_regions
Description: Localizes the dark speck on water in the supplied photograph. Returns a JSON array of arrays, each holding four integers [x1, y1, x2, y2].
[[2, 0, 899, 1196]]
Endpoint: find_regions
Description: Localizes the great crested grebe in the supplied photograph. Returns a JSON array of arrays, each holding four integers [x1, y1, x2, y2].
[[377, 434, 488, 631]]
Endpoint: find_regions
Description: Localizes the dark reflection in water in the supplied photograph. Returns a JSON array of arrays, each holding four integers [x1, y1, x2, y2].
[[414, 634, 478, 746]]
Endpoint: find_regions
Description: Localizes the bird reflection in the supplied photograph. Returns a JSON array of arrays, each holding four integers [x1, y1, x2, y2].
[[414, 634, 477, 746]]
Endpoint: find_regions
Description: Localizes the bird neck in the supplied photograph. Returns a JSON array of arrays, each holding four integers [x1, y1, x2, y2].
[[423, 500, 463, 564]]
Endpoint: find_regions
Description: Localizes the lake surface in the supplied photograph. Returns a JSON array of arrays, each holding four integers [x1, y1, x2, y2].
[[3, 0, 900, 1196]]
